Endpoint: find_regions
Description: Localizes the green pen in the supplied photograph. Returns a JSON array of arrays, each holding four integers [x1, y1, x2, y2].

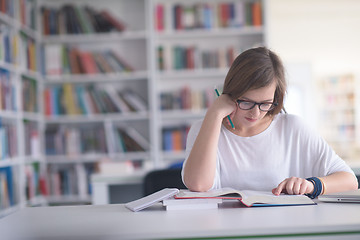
[[214, 88, 235, 129]]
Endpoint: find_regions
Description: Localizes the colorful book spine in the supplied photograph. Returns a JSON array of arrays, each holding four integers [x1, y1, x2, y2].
[[44, 45, 134, 76], [41, 4, 126, 35], [45, 125, 107, 156], [0, 68, 16, 111], [19, 0, 36, 30], [155, 1, 262, 32], [0, 167, 16, 209], [23, 121, 40, 157], [162, 126, 190, 152], [20, 34, 37, 72], [44, 84, 146, 116], [160, 86, 215, 111], [47, 164, 95, 197], [158, 45, 236, 71], [25, 162, 48, 201], [0, 0, 15, 18], [22, 75, 38, 113], [114, 127, 149, 153]]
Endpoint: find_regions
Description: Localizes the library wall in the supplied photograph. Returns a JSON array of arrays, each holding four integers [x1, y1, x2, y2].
[[267, 0, 360, 77], [267, 0, 360, 162]]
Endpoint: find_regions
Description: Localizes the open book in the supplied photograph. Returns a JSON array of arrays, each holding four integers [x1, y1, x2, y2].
[[175, 187, 316, 207]]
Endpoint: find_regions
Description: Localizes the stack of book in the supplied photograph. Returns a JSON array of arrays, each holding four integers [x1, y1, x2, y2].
[[163, 197, 222, 211]]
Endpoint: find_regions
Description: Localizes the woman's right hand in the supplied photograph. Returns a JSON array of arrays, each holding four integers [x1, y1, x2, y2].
[[208, 93, 237, 123]]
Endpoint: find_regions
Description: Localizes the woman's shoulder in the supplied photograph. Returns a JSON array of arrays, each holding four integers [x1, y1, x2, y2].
[[275, 113, 306, 125], [275, 113, 316, 135]]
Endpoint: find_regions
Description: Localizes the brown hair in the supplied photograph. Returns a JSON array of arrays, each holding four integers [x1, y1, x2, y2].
[[222, 47, 286, 116]]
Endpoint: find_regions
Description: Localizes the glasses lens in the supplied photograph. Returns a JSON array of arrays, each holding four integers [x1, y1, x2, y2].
[[259, 103, 274, 111], [238, 101, 255, 110]]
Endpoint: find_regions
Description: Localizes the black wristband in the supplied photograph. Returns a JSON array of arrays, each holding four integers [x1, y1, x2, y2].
[[306, 177, 323, 199]]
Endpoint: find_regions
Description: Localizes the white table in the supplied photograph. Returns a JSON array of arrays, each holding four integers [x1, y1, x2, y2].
[[1, 200, 360, 240]]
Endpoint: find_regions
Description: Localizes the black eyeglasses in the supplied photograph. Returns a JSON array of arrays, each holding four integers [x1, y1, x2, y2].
[[236, 100, 278, 112]]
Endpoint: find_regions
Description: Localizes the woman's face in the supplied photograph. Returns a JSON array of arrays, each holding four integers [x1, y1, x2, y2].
[[234, 81, 277, 129]]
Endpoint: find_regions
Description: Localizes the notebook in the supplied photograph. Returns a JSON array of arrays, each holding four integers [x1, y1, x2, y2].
[[318, 189, 360, 203], [125, 188, 179, 212]]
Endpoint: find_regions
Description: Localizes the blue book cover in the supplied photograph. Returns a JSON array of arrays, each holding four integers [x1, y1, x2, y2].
[[163, 129, 173, 151]]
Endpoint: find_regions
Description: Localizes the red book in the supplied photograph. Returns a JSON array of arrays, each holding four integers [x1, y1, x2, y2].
[[44, 88, 52, 116], [252, 1, 262, 26], [175, 4, 183, 30], [68, 48, 82, 74], [186, 47, 195, 69], [155, 4, 164, 31], [220, 3, 229, 28], [79, 51, 98, 74], [39, 177, 49, 196]]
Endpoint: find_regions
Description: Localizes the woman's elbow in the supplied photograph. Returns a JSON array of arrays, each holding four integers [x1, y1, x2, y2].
[[183, 176, 213, 192], [350, 175, 359, 190]]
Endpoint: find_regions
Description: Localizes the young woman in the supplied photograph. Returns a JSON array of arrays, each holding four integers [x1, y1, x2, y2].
[[182, 47, 358, 198]]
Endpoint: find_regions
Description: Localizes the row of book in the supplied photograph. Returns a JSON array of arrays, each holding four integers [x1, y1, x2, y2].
[[47, 163, 94, 197], [19, 0, 36, 30], [44, 84, 147, 116], [0, 120, 17, 160], [0, 25, 37, 72], [160, 86, 215, 111], [41, 4, 126, 35], [163, 126, 190, 152], [0, 167, 17, 210], [45, 45, 134, 76], [22, 75, 37, 113], [154, 1, 262, 31], [25, 162, 48, 201], [0, 0, 35, 29], [0, 68, 16, 112], [157, 45, 236, 71], [21, 33, 37, 72], [0, 25, 18, 65], [0, 0, 15, 18], [45, 125, 107, 156]]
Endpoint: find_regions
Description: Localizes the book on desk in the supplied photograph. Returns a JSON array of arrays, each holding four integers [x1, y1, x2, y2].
[[125, 187, 316, 212]]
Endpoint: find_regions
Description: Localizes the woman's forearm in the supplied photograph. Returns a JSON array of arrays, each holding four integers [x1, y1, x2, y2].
[[321, 171, 358, 194], [183, 110, 224, 192]]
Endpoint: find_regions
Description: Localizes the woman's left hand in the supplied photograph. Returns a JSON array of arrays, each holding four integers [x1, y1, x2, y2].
[[272, 177, 314, 195]]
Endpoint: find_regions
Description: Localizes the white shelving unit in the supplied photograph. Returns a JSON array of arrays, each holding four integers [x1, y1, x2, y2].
[[0, 0, 47, 218], [1, 0, 267, 211]]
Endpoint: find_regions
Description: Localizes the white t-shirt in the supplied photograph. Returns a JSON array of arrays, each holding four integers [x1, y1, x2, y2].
[[182, 113, 355, 191]]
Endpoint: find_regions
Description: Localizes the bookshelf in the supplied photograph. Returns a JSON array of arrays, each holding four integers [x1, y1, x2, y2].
[[153, 0, 266, 164], [38, 0, 152, 204], [317, 74, 359, 161], [0, 0, 47, 218], [1, 0, 267, 211]]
